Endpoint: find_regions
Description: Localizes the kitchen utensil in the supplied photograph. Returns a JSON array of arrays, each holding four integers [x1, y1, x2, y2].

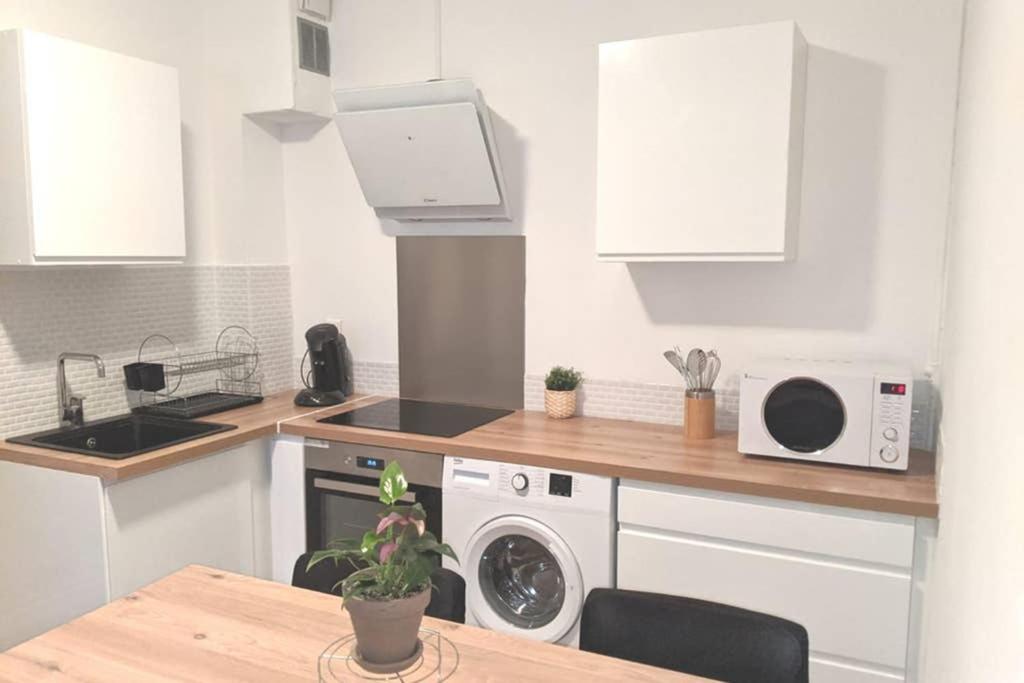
[[663, 350, 688, 382], [704, 351, 722, 390], [686, 348, 706, 388]]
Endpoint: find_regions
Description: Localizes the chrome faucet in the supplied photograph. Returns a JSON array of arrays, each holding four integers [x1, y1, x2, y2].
[[57, 352, 106, 428]]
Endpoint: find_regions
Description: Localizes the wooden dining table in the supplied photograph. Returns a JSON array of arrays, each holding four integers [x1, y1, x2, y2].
[[0, 565, 705, 681]]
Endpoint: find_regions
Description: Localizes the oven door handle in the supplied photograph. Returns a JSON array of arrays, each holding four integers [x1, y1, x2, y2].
[[313, 478, 417, 503]]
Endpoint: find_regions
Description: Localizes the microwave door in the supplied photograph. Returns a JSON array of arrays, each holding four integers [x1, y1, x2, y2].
[[763, 378, 846, 454]]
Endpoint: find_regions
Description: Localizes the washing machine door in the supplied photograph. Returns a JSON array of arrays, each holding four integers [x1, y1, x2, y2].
[[465, 515, 584, 643]]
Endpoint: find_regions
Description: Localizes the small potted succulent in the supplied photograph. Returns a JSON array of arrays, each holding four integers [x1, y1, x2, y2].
[[307, 462, 458, 674], [544, 365, 583, 419]]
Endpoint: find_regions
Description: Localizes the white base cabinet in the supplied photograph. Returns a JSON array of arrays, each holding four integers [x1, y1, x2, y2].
[[104, 440, 273, 599], [269, 435, 307, 584], [617, 481, 920, 682], [0, 440, 272, 649], [0, 463, 107, 652]]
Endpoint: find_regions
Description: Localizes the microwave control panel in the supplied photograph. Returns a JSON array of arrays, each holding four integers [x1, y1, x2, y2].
[[870, 376, 913, 470]]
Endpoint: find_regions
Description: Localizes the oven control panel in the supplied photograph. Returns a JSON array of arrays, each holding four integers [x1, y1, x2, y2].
[[870, 376, 912, 470], [356, 456, 385, 471]]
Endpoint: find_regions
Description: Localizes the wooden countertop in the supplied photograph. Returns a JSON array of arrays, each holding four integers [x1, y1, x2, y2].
[[283, 397, 939, 518], [0, 565, 701, 682], [0, 391, 938, 516]]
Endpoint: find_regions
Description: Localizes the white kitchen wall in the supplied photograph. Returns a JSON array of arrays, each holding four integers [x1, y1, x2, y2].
[[0, 2, 300, 435], [0, 0, 290, 266], [0, 266, 293, 440], [920, 0, 1024, 680], [282, 0, 963, 423]]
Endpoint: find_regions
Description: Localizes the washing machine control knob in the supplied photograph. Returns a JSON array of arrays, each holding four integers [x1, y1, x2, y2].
[[511, 473, 529, 492]]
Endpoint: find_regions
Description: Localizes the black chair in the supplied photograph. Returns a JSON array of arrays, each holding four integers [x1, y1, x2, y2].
[[580, 589, 808, 683], [291, 552, 466, 624]]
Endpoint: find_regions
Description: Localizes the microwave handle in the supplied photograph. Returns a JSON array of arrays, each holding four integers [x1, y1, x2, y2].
[[313, 478, 417, 503]]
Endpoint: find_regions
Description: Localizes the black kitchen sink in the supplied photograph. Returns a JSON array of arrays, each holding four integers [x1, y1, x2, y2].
[[7, 414, 236, 459]]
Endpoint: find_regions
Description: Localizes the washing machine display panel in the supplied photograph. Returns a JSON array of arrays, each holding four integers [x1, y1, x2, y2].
[[478, 534, 566, 629], [548, 473, 573, 497]]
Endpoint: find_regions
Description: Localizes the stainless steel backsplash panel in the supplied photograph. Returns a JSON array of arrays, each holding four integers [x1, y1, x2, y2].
[[397, 236, 525, 410]]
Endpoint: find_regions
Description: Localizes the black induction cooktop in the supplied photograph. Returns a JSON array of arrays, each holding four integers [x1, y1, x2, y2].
[[318, 398, 513, 438]]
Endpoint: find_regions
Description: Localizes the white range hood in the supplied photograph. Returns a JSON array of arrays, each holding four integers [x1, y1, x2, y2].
[[333, 79, 511, 222]]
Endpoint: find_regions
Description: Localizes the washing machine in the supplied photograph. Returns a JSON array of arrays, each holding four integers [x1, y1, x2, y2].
[[442, 456, 615, 646]]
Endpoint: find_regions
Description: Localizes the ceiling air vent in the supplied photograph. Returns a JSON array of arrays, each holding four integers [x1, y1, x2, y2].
[[297, 17, 329, 77]]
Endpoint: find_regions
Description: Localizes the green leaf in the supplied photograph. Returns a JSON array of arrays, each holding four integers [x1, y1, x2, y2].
[[327, 537, 363, 551], [379, 461, 408, 505], [306, 549, 343, 571], [408, 534, 460, 564], [360, 530, 382, 556], [340, 566, 383, 599], [544, 365, 583, 391]]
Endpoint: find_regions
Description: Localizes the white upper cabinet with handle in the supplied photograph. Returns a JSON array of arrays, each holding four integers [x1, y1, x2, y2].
[[596, 21, 807, 262], [0, 29, 185, 265]]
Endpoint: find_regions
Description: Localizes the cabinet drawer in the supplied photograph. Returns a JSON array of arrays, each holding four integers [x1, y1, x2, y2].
[[619, 480, 915, 567], [617, 527, 911, 669]]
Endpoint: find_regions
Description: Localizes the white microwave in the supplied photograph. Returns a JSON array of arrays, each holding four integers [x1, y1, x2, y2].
[[738, 360, 912, 471]]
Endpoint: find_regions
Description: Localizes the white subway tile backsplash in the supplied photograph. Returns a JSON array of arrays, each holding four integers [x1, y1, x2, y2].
[[526, 372, 934, 451], [345, 365, 931, 450], [351, 361, 400, 397], [0, 266, 293, 440]]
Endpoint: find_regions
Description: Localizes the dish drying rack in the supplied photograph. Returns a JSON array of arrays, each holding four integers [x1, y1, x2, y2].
[[130, 326, 263, 419]]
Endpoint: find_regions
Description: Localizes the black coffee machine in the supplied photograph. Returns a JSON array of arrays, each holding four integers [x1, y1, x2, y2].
[[295, 323, 353, 407]]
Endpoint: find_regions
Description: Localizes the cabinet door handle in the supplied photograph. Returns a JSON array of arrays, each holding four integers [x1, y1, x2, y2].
[[313, 478, 417, 503]]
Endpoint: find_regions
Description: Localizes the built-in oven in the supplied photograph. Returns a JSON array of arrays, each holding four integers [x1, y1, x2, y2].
[[305, 439, 444, 551]]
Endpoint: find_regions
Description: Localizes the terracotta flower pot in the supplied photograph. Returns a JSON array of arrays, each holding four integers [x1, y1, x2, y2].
[[545, 389, 577, 419], [345, 587, 431, 674]]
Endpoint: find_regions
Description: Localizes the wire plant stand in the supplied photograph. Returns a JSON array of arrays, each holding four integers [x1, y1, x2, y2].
[[318, 628, 458, 682], [132, 326, 264, 419]]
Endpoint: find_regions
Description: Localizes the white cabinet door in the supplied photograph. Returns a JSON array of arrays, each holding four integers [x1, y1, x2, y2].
[[617, 481, 915, 682], [104, 441, 270, 598], [0, 463, 107, 650], [618, 528, 911, 669], [270, 435, 307, 584], [596, 21, 806, 262], [0, 30, 185, 264]]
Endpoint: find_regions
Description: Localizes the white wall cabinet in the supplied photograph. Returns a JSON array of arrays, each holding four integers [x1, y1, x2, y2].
[[0, 29, 186, 265], [596, 21, 807, 262], [618, 480, 919, 682], [0, 440, 272, 649]]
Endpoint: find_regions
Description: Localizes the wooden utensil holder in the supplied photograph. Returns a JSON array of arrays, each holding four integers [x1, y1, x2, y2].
[[684, 390, 716, 439]]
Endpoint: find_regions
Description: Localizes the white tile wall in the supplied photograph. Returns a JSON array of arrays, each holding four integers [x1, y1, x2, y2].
[[0, 266, 293, 439], [525, 373, 741, 431], [2, 265, 934, 452], [289, 358, 400, 399], [342, 364, 933, 450], [351, 360, 400, 397], [526, 373, 935, 451]]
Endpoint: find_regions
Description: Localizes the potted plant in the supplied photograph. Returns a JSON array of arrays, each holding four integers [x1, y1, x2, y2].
[[544, 366, 583, 419], [307, 462, 458, 674]]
